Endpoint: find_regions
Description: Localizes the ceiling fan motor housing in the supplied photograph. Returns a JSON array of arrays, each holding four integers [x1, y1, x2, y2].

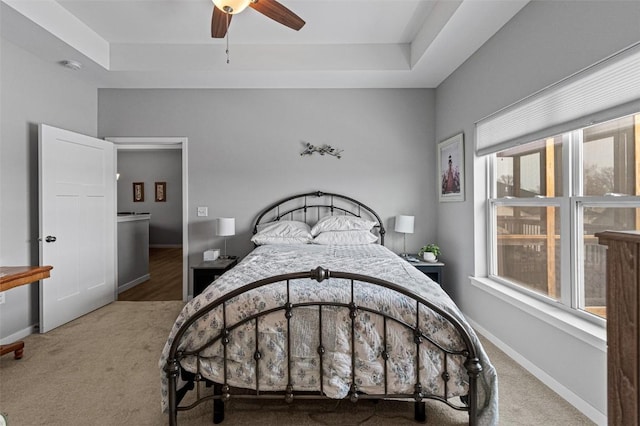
[[212, 0, 251, 14]]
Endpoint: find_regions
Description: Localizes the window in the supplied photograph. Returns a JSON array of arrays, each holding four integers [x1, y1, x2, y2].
[[488, 113, 640, 321]]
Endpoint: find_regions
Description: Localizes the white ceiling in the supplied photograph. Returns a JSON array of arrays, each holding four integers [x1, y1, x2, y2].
[[1, 0, 529, 88]]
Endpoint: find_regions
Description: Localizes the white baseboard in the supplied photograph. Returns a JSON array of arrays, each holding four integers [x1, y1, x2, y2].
[[0, 324, 38, 344], [117, 274, 151, 293], [466, 317, 607, 426]]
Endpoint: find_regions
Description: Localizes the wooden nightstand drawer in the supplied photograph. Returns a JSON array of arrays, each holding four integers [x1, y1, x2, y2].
[[192, 258, 238, 296], [413, 262, 444, 285], [402, 257, 445, 286]]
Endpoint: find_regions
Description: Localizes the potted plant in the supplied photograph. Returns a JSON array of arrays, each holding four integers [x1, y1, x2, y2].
[[418, 244, 440, 262]]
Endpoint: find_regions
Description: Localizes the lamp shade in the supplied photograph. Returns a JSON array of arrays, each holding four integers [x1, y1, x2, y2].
[[394, 215, 414, 234], [216, 217, 236, 236]]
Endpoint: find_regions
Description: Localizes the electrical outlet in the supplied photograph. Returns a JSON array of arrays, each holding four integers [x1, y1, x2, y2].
[[197, 206, 208, 217], [0, 292, 5, 304]]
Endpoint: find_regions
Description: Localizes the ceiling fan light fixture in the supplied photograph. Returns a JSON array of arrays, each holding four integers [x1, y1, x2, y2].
[[212, 0, 251, 14]]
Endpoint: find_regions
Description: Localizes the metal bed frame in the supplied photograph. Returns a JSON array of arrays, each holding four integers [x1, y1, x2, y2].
[[164, 191, 482, 425], [253, 191, 385, 245]]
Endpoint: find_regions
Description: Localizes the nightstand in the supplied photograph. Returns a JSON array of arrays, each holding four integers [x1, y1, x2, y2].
[[192, 257, 238, 296], [403, 258, 445, 286]]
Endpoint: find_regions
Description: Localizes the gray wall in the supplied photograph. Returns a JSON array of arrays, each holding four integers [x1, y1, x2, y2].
[[98, 89, 438, 271], [435, 1, 640, 421], [117, 217, 150, 289], [0, 38, 99, 342], [117, 150, 183, 246]]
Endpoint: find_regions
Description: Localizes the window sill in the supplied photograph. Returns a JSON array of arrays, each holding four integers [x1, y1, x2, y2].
[[470, 276, 606, 351]]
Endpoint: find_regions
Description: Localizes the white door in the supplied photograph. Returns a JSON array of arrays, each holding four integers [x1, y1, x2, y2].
[[39, 124, 116, 333]]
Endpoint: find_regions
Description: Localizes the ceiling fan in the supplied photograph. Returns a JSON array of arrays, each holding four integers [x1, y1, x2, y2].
[[211, 0, 306, 38]]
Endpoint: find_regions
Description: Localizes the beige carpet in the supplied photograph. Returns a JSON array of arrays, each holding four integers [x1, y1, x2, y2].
[[0, 301, 593, 425]]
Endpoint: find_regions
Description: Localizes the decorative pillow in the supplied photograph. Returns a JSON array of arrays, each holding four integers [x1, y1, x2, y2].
[[251, 220, 313, 245], [312, 230, 378, 245], [310, 215, 376, 237]]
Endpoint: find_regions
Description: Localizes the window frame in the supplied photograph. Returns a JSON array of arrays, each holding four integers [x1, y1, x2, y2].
[[573, 196, 640, 314], [487, 119, 640, 327], [487, 196, 572, 308]]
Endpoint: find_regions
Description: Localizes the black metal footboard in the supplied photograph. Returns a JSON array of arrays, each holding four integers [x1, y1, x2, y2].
[[164, 267, 482, 425]]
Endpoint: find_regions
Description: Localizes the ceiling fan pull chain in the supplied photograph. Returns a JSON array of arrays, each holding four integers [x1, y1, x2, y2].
[[225, 10, 230, 64]]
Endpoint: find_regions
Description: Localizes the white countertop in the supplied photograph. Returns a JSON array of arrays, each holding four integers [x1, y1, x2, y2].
[[117, 213, 151, 223]]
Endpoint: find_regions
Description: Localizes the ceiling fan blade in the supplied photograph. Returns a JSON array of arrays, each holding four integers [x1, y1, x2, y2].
[[211, 5, 232, 38], [249, 0, 305, 31]]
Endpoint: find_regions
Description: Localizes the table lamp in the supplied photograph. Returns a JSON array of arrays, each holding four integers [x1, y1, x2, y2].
[[216, 217, 235, 259], [395, 215, 414, 258]]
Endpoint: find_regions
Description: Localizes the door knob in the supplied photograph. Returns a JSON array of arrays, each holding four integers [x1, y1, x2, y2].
[[45, 236, 57, 243]]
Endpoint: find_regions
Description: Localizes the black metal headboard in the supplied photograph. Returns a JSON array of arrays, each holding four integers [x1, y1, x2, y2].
[[253, 191, 386, 245]]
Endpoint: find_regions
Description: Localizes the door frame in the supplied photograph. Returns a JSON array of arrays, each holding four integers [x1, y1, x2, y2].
[[107, 137, 189, 301]]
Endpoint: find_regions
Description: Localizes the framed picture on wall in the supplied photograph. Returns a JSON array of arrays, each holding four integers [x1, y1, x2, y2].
[[438, 133, 465, 202], [133, 182, 144, 202], [155, 182, 166, 202]]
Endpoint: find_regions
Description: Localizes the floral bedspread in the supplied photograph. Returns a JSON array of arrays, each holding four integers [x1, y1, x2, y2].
[[159, 244, 498, 425]]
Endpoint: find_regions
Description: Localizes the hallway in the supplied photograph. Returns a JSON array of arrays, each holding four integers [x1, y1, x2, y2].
[[118, 247, 182, 301]]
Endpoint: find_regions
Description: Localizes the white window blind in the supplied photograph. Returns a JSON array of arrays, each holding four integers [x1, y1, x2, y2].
[[476, 41, 640, 156]]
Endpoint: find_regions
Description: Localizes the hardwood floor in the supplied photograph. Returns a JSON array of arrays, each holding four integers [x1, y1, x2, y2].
[[118, 247, 182, 301]]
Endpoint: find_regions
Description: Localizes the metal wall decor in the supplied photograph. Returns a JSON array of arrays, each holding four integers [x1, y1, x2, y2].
[[300, 142, 343, 159]]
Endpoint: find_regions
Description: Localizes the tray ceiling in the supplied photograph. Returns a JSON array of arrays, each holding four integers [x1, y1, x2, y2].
[[1, 0, 529, 88]]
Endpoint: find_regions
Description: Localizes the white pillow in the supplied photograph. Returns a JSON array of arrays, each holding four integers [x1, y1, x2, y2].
[[252, 234, 312, 245], [251, 220, 313, 245], [312, 230, 378, 245], [310, 215, 376, 236]]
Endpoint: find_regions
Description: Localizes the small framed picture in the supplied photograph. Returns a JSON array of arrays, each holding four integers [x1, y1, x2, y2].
[[155, 182, 166, 202], [133, 182, 144, 202], [438, 133, 465, 202]]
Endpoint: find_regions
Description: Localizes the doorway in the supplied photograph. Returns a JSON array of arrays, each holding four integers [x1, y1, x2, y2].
[[107, 137, 189, 302], [118, 247, 182, 300]]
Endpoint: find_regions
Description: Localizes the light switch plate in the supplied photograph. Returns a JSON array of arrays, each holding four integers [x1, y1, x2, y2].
[[0, 292, 5, 304], [197, 206, 208, 217]]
